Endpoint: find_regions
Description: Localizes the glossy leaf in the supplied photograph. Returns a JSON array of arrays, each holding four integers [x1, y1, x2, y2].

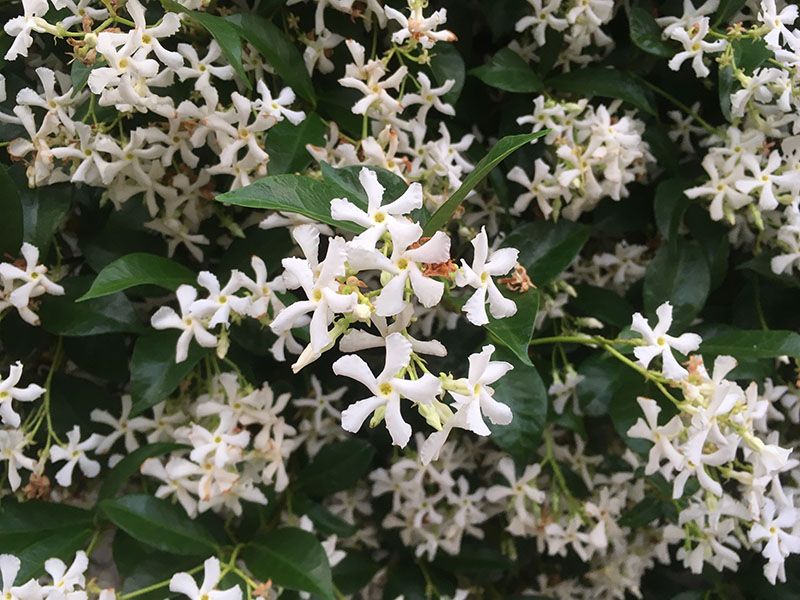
[[485, 288, 538, 366], [39, 277, 142, 336], [320, 163, 409, 204], [422, 132, 546, 236], [0, 501, 94, 582], [0, 164, 23, 256], [577, 354, 644, 417], [297, 439, 376, 498], [217, 174, 366, 233], [430, 43, 466, 104], [470, 48, 543, 93], [502, 220, 590, 285], [78, 253, 196, 301], [643, 241, 711, 332], [130, 330, 209, 416], [243, 528, 334, 600], [162, 0, 250, 88], [701, 330, 800, 359], [570, 284, 634, 330], [263, 113, 327, 175], [228, 14, 315, 104], [629, 6, 673, 57], [488, 348, 547, 464], [654, 178, 692, 241], [547, 67, 657, 115], [101, 494, 218, 555]]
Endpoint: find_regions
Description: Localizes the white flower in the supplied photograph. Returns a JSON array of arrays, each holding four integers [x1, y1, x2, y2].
[[151, 285, 219, 363], [0, 429, 37, 491], [191, 271, 249, 329], [141, 457, 202, 518], [667, 17, 727, 78], [332, 168, 423, 250], [384, 3, 457, 48], [254, 82, 306, 126], [339, 305, 447, 357], [456, 227, 519, 326], [349, 225, 451, 317], [42, 551, 88, 596], [270, 226, 357, 363], [90, 395, 153, 454], [3, 0, 49, 61], [1, 553, 41, 600], [630, 302, 702, 380], [421, 345, 513, 463], [627, 397, 684, 476], [748, 499, 800, 584], [170, 557, 242, 600], [0, 243, 64, 325], [332, 332, 441, 447], [0, 362, 44, 428], [49, 426, 102, 487], [402, 73, 455, 120]]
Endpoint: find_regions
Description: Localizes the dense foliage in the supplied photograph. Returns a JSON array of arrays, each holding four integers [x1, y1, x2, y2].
[[1, 0, 800, 598]]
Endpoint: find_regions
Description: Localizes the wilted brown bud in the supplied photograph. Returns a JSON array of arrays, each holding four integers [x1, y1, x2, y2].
[[498, 264, 534, 292]]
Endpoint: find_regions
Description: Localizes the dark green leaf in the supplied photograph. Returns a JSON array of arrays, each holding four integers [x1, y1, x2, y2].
[[0, 501, 94, 547], [470, 48, 543, 93], [430, 43, 466, 104], [292, 496, 358, 538], [643, 125, 681, 176], [733, 37, 771, 73], [70, 59, 104, 96], [434, 542, 511, 582], [489, 348, 548, 464], [654, 178, 691, 241], [228, 14, 315, 104], [619, 496, 664, 528], [39, 276, 142, 336], [217, 174, 366, 233], [0, 501, 93, 582], [14, 529, 92, 583], [333, 552, 381, 595], [161, 0, 250, 88], [701, 330, 800, 359], [570, 284, 634, 329], [547, 67, 657, 115], [78, 253, 196, 301], [243, 528, 334, 600], [485, 289, 538, 366], [130, 330, 209, 416], [738, 253, 800, 289], [643, 241, 710, 332], [321, 163, 409, 205], [101, 494, 218, 555], [714, 0, 747, 26], [503, 220, 590, 285], [422, 132, 546, 236], [718, 64, 734, 121], [297, 439, 376, 497], [577, 354, 643, 417], [99, 443, 186, 500], [263, 113, 326, 175], [0, 164, 23, 256], [629, 6, 673, 57]]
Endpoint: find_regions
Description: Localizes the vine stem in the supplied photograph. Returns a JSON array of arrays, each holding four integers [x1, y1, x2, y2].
[[530, 334, 683, 407], [119, 564, 204, 600], [634, 75, 718, 135]]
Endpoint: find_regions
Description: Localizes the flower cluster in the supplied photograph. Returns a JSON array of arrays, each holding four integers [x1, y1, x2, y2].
[[0, 243, 64, 326], [510, 97, 653, 220]]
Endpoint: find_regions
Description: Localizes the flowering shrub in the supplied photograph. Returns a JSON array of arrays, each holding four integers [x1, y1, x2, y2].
[[2, 0, 800, 598]]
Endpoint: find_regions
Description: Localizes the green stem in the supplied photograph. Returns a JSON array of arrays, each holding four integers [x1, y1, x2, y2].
[[634, 75, 718, 134], [119, 564, 204, 600]]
